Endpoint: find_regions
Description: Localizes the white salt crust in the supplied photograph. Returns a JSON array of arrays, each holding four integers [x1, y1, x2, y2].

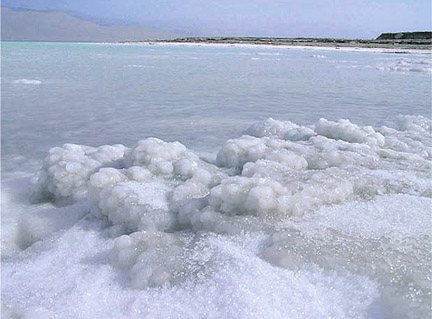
[[26, 115, 431, 292]]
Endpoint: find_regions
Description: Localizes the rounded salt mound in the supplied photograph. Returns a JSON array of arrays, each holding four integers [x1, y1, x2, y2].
[[28, 115, 431, 298], [31, 143, 127, 203]]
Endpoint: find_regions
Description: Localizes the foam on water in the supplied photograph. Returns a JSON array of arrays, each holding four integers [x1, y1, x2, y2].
[[2, 114, 431, 318]]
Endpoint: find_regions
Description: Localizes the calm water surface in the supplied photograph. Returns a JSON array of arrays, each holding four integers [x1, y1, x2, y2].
[[2, 41, 431, 173]]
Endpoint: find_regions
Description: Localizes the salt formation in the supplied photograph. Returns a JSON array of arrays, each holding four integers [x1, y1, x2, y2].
[[32, 143, 127, 202], [314, 118, 385, 147], [261, 194, 432, 317], [209, 176, 291, 216], [30, 115, 432, 290], [88, 167, 173, 232], [12, 79, 42, 85], [17, 202, 89, 249], [374, 58, 432, 73], [88, 138, 225, 233], [110, 231, 185, 288], [244, 117, 315, 141]]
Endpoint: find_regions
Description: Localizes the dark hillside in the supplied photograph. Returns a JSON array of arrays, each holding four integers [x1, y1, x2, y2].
[[377, 31, 431, 40]]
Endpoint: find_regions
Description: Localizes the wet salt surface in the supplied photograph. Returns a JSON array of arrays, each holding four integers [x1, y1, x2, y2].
[[1, 42, 431, 319]]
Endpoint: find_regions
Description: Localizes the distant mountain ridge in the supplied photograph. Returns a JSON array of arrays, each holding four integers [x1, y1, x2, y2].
[[1, 7, 177, 42]]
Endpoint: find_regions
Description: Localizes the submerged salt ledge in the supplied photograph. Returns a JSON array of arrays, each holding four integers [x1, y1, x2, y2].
[[374, 58, 432, 73], [9, 115, 430, 318]]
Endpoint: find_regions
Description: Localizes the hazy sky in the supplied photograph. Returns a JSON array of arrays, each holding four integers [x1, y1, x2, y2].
[[3, 0, 431, 38]]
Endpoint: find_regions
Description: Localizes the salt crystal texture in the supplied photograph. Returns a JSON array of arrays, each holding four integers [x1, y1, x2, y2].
[[10, 115, 430, 318]]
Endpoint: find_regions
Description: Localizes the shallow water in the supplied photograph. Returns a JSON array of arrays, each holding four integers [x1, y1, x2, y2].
[[1, 42, 431, 319], [2, 42, 431, 172]]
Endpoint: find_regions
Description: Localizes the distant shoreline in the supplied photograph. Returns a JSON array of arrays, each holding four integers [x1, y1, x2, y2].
[[153, 37, 432, 51], [3, 38, 431, 54], [113, 39, 431, 55]]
